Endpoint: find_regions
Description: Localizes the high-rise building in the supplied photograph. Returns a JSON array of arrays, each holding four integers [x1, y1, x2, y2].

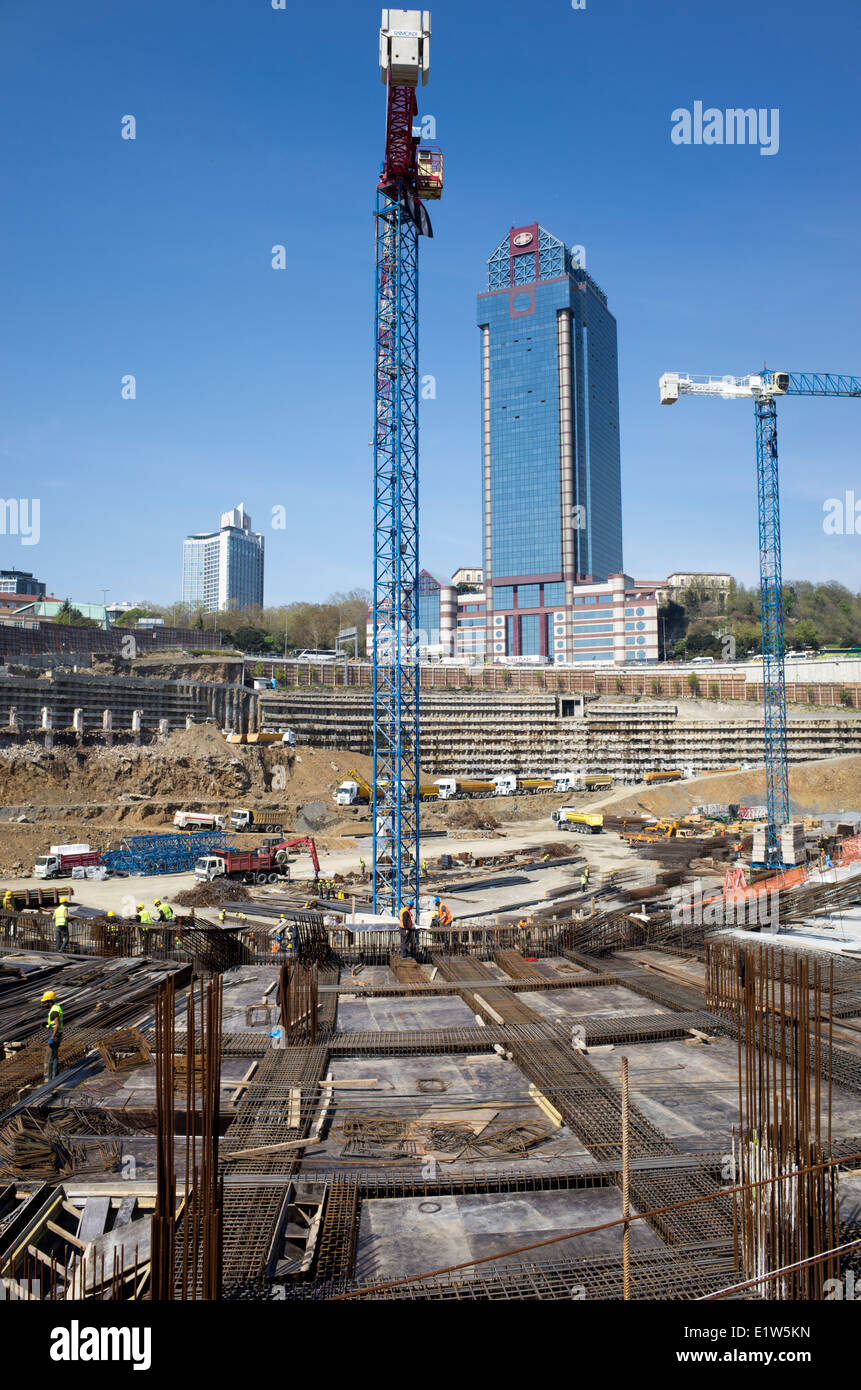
[[182, 504, 264, 612], [0, 569, 46, 599], [477, 222, 624, 661]]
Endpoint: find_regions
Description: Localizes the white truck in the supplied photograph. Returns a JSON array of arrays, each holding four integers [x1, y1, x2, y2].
[[34, 844, 101, 879], [173, 811, 227, 831]]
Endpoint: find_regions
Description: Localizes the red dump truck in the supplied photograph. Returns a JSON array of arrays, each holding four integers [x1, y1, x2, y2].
[[194, 837, 320, 885], [34, 845, 102, 880]]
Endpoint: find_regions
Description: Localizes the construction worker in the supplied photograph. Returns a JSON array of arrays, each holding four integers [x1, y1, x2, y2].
[[398, 899, 415, 960], [53, 897, 70, 952], [3, 888, 14, 911], [359, 857, 367, 881], [579, 869, 588, 891], [431, 897, 452, 929], [155, 899, 174, 922], [103, 911, 118, 954], [420, 859, 428, 880], [218, 908, 227, 924], [42, 991, 63, 1081], [137, 903, 154, 925]]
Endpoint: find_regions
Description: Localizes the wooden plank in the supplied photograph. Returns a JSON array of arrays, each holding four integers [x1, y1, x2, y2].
[[528, 1084, 563, 1129], [221, 1137, 321, 1162], [46, 1219, 86, 1250], [113, 1197, 137, 1229], [288, 1086, 301, 1128], [76, 1195, 111, 1245], [317, 1078, 378, 1089]]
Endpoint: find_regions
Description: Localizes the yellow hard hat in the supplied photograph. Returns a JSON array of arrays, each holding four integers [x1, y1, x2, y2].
[[136, 903, 145, 910], [41, 991, 56, 1003], [107, 911, 115, 918], [154, 899, 161, 906], [60, 896, 68, 904]]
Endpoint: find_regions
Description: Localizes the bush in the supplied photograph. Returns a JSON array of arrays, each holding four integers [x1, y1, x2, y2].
[[687, 673, 701, 696], [840, 686, 854, 707]]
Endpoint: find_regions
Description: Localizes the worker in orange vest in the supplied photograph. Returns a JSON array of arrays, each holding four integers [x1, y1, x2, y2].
[[398, 900, 415, 960], [433, 897, 452, 928]]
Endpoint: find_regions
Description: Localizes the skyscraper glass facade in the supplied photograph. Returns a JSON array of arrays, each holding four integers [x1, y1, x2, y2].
[[478, 224, 623, 660], [182, 505, 264, 612]]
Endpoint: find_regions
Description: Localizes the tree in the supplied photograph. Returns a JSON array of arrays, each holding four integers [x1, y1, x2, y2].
[[54, 599, 99, 629], [687, 673, 701, 697]]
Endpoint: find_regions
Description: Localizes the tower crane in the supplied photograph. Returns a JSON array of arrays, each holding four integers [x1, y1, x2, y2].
[[660, 369, 861, 867], [372, 11, 443, 914]]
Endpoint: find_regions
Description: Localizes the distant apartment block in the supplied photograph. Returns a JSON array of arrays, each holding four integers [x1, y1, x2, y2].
[[0, 569, 48, 608], [182, 504, 264, 612], [451, 566, 484, 588]]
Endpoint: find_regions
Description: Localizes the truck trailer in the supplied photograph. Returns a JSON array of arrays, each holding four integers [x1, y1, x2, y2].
[[173, 811, 227, 831], [433, 777, 497, 800], [552, 809, 604, 834], [230, 808, 291, 833]]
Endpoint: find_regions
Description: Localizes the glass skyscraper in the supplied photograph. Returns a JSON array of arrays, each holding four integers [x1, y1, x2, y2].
[[182, 504, 264, 612], [477, 223, 624, 661]]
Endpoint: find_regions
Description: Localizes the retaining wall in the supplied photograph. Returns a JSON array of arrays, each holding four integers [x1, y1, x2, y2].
[[258, 689, 861, 780]]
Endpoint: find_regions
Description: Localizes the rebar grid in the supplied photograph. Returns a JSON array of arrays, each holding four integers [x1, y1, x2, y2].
[[346, 1241, 739, 1301], [221, 1184, 290, 1291]]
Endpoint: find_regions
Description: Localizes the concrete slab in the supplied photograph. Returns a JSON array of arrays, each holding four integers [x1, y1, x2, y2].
[[335, 993, 477, 1033], [355, 1186, 662, 1283], [305, 1052, 594, 1177], [519, 986, 670, 1021]]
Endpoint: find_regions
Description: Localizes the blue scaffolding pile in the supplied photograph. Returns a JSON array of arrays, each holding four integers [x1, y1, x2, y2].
[[102, 832, 234, 877]]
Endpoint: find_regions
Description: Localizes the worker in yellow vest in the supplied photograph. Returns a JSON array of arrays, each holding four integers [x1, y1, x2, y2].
[[155, 899, 174, 922], [53, 898, 70, 952], [3, 889, 14, 912], [42, 991, 63, 1080]]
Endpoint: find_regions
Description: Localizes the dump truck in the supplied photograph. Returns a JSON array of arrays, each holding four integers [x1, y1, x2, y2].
[[335, 771, 377, 806], [378, 777, 439, 802], [34, 845, 102, 879], [552, 809, 604, 834], [173, 811, 227, 831], [230, 808, 291, 834], [553, 772, 612, 795], [195, 837, 320, 885], [643, 770, 683, 785], [516, 777, 556, 794], [337, 772, 437, 805], [434, 777, 498, 800]]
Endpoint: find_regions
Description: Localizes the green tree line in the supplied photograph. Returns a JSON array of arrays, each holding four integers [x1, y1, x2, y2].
[[660, 579, 861, 659], [112, 590, 371, 656]]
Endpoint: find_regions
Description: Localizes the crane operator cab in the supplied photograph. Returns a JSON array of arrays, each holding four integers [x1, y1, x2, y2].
[[416, 146, 443, 199]]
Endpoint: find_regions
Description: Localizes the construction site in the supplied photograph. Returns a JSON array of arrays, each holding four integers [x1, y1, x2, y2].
[[2, 8, 860, 1345]]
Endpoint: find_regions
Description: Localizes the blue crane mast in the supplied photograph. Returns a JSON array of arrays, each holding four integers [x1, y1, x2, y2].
[[372, 11, 443, 914], [660, 369, 861, 868]]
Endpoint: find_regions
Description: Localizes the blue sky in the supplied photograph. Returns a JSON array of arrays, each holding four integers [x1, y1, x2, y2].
[[1, 0, 859, 606]]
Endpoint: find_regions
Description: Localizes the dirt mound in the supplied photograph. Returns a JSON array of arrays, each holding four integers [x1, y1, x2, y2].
[[444, 804, 500, 830], [174, 880, 251, 907], [601, 754, 861, 819]]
